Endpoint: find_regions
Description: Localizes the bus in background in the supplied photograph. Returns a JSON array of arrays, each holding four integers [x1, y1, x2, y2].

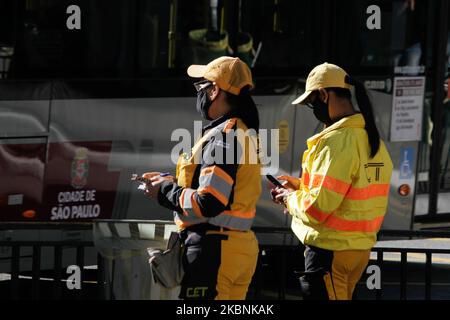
[[0, 0, 449, 272]]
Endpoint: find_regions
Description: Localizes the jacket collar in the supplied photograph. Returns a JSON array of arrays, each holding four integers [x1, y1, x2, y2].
[[202, 111, 238, 132], [307, 113, 365, 145]]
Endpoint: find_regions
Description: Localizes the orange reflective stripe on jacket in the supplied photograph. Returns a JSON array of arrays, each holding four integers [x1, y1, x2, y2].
[[303, 173, 390, 200], [324, 214, 384, 233], [345, 184, 390, 200], [303, 173, 350, 195], [223, 118, 237, 133], [302, 197, 384, 232], [222, 210, 256, 219], [208, 209, 255, 230]]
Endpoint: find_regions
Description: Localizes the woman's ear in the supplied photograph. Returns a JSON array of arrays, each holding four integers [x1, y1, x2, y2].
[[209, 83, 220, 101], [318, 88, 329, 103]]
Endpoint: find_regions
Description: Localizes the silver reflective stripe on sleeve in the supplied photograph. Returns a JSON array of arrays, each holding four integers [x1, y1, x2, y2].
[[178, 188, 208, 223], [199, 171, 232, 200], [208, 214, 253, 231], [174, 212, 208, 225]]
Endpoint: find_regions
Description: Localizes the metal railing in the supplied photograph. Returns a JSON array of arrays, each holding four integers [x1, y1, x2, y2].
[[0, 240, 106, 300], [1, 224, 450, 300], [373, 229, 450, 300], [370, 246, 450, 300], [0, 223, 106, 300], [250, 227, 450, 300]]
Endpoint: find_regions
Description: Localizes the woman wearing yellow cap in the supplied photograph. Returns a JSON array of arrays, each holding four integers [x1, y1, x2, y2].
[[272, 63, 393, 300], [143, 56, 261, 300]]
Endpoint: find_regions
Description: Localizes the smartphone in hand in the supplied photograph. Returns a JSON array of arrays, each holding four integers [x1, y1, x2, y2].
[[131, 172, 171, 184], [266, 175, 284, 188], [131, 174, 150, 184]]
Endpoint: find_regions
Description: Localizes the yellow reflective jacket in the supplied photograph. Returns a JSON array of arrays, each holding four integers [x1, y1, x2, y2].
[[286, 113, 393, 251], [158, 116, 261, 231]]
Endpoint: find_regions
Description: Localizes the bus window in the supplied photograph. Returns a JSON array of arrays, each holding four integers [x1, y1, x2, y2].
[[438, 17, 450, 194], [416, 3, 449, 216], [174, 0, 329, 70], [4, 0, 171, 79], [238, 0, 328, 69], [424, 17, 450, 214], [441, 83, 450, 193], [174, 0, 224, 67], [1, 0, 368, 78], [0, 0, 15, 79], [333, 0, 429, 70]]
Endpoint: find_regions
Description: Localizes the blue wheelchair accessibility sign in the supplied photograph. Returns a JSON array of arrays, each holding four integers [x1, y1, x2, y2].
[[399, 147, 415, 179]]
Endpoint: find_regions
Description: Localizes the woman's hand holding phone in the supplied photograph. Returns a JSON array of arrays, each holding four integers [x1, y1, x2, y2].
[[277, 175, 301, 190]]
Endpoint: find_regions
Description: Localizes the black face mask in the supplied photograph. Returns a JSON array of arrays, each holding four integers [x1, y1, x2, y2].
[[196, 89, 213, 120], [311, 97, 334, 126]]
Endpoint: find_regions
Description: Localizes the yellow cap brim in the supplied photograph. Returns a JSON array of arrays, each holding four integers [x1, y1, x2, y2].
[[187, 64, 207, 78], [291, 90, 312, 105]]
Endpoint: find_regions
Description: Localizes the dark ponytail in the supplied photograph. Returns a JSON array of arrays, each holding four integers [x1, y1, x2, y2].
[[346, 76, 380, 158], [225, 86, 260, 131]]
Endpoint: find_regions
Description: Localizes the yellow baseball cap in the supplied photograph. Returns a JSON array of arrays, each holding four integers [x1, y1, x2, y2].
[[292, 62, 352, 105], [187, 56, 254, 95]]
